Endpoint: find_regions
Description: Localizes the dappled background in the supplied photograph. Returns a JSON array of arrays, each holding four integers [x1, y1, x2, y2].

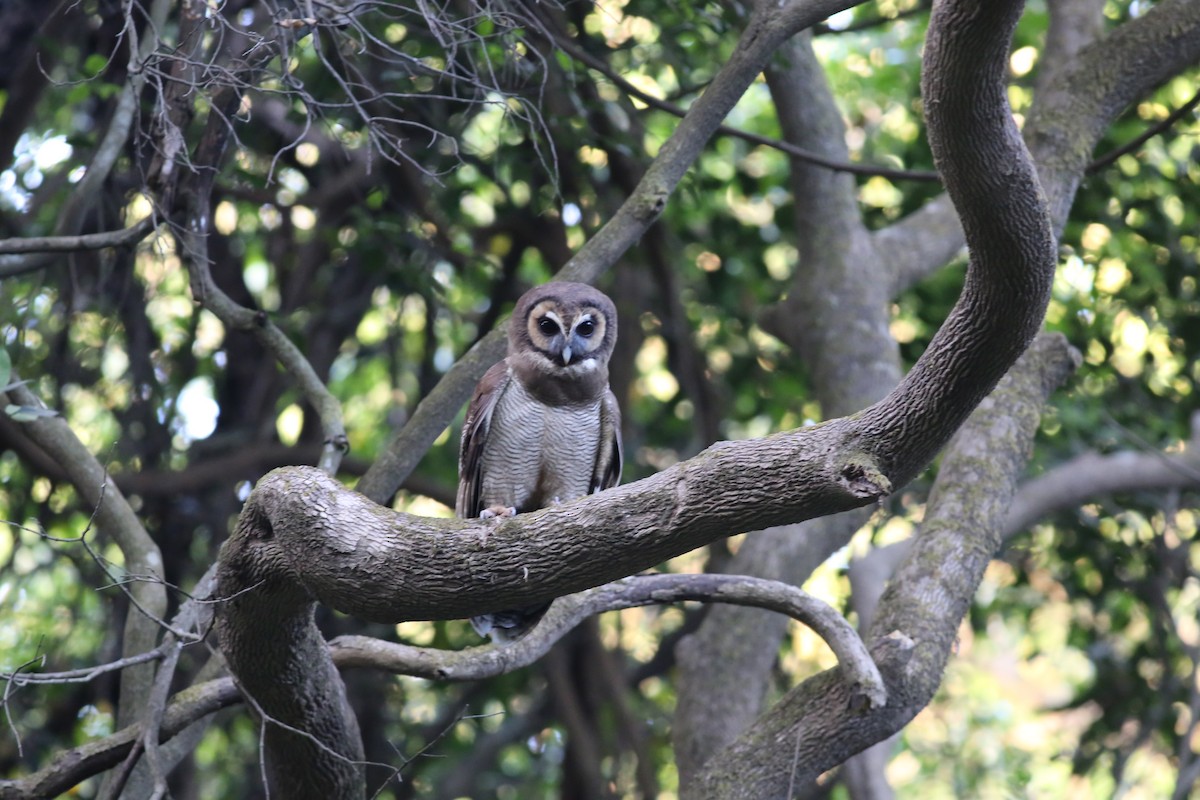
[[1, 0, 1199, 796]]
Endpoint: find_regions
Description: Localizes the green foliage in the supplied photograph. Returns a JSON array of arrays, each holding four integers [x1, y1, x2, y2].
[[1, 0, 1198, 795]]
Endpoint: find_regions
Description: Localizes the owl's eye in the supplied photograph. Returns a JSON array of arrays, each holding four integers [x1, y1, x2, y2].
[[575, 319, 595, 337], [537, 317, 559, 336]]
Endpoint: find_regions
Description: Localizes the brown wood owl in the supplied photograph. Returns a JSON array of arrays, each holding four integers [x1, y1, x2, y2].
[[456, 281, 622, 641]]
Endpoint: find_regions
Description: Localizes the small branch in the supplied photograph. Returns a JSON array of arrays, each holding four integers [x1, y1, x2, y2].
[[1, 648, 166, 686], [0, 217, 159, 279], [331, 574, 886, 708], [546, 18, 939, 183], [57, 0, 172, 235], [0, 215, 157, 255], [140, 640, 183, 798], [0, 678, 241, 800], [1087, 86, 1200, 174], [813, 1, 931, 35]]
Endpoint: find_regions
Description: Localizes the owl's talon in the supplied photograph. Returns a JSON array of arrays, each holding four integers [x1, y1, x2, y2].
[[477, 506, 516, 546], [480, 506, 517, 519]]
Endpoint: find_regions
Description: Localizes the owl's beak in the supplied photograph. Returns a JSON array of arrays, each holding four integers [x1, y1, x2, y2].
[[561, 345, 573, 365]]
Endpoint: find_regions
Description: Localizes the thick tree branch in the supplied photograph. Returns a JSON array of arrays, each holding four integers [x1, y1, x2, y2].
[[856, 0, 1055, 487], [690, 333, 1079, 798]]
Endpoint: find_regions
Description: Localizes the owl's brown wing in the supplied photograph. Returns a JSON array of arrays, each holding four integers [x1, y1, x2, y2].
[[456, 360, 512, 518], [591, 387, 623, 493]]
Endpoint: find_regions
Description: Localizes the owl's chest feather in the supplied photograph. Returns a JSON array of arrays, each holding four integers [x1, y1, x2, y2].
[[480, 379, 602, 511]]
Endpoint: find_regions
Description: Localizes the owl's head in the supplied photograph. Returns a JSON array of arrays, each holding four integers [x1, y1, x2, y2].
[[509, 282, 617, 385]]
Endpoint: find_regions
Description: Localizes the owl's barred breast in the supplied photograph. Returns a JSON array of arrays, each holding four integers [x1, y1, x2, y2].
[[479, 376, 602, 512]]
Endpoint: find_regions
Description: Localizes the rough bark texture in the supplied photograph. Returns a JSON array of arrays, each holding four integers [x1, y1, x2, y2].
[[216, 506, 366, 799], [674, 30, 897, 781], [689, 333, 1079, 798], [686, 0, 1060, 796]]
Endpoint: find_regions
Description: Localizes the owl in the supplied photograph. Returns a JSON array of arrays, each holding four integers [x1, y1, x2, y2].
[[457, 281, 622, 642]]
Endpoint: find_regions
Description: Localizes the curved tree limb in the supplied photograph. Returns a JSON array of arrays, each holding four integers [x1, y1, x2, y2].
[[855, 0, 1054, 487], [881, 0, 1200, 294], [331, 574, 885, 708], [682, 0, 1062, 792], [689, 331, 1079, 797]]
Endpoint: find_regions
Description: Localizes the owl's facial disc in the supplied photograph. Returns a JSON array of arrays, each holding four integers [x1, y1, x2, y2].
[[523, 298, 610, 371]]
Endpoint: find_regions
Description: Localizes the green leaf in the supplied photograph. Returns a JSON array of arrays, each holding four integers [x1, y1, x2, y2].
[[0, 347, 10, 390]]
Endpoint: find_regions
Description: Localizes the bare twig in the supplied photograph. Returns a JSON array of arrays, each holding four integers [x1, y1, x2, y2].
[[1, 649, 166, 687], [1087, 86, 1200, 174], [540, 12, 940, 183], [140, 640, 183, 798], [0, 215, 157, 255]]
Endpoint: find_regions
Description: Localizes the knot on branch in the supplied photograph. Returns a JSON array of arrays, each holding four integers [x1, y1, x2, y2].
[[838, 455, 892, 500], [635, 186, 670, 221]]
